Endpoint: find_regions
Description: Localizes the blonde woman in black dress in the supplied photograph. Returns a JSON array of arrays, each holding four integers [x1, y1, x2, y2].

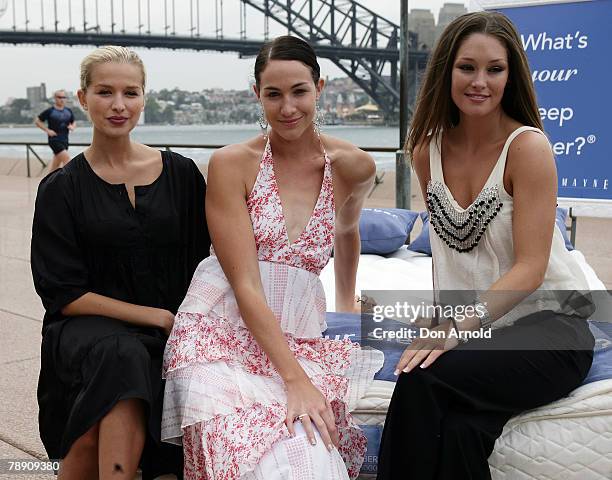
[[31, 46, 209, 479]]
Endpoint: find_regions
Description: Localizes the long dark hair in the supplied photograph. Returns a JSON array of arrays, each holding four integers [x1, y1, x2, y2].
[[406, 11, 543, 157], [254, 35, 321, 88]]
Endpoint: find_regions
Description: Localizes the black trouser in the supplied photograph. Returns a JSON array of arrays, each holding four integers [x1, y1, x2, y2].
[[376, 311, 594, 480]]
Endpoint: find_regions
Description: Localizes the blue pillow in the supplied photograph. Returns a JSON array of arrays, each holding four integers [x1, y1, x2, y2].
[[359, 208, 419, 255], [583, 321, 612, 385], [407, 211, 431, 255], [555, 207, 574, 251], [323, 312, 408, 382], [407, 208, 573, 256]]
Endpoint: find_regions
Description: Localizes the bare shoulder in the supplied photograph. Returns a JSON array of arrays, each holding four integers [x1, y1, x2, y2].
[[133, 142, 162, 161], [137, 143, 160, 155], [509, 128, 551, 155], [208, 137, 264, 178], [507, 129, 555, 177], [132, 143, 168, 171], [322, 135, 375, 185]]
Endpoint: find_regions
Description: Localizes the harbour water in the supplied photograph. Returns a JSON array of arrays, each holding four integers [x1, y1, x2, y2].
[[0, 124, 401, 170]]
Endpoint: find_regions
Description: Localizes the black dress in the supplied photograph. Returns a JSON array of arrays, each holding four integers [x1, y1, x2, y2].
[[31, 151, 210, 478]]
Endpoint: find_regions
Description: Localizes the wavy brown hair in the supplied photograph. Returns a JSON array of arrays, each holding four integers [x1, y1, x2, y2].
[[405, 11, 543, 157]]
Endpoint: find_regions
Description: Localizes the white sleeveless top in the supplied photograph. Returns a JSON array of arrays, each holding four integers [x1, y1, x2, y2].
[[427, 126, 590, 327]]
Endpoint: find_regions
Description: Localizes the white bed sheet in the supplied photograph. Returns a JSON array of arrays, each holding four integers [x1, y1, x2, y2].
[[320, 248, 431, 312], [321, 247, 605, 312]]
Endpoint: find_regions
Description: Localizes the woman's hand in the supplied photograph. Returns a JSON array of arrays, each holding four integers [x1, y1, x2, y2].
[[148, 307, 176, 336], [394, 322, 458, 374], [285, 378, 339, 451]]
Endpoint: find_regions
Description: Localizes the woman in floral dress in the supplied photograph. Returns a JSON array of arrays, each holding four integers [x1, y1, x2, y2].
[[162, 35, 384, 479]]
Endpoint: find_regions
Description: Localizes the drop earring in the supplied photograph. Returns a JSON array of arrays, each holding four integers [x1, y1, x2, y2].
[[313, 101, 323, 137], [257, 102, 269, 139]]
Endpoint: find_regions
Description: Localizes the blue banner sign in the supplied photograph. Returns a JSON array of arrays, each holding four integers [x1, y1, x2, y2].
[[490, 0, 611, 201]]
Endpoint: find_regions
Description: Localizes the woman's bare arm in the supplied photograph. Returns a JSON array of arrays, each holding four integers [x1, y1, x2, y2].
[[332, 147, 376, 312], [61, 293, 175, 334], [470, 131, 558, 325], [205, 144, 338, 448]]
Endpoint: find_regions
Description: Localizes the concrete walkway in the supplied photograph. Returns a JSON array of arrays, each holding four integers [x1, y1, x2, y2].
[[0, 174, 54, 479]]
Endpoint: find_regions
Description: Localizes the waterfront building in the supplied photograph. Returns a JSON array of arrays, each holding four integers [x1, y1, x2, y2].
[[26, 83, 46, 110], [409, 9, 436, 50], [437, 2, 469, 37]]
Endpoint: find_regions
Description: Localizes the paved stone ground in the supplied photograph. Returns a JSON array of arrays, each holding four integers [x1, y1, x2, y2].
[[0, 173, 51, 479]]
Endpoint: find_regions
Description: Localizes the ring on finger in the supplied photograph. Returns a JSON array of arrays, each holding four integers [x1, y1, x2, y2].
[[294, 413, 309, 423]]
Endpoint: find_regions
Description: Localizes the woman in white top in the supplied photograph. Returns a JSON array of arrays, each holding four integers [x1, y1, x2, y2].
[[377, 12, 594, 480]]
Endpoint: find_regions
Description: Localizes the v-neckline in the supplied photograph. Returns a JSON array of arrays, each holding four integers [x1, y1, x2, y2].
[[267, 142, 328, 247], [437, 128, 518, 212]]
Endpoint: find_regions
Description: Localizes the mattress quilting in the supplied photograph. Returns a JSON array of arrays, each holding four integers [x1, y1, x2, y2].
[[350, 380, 612, 479], [488, 379, 612, 479]]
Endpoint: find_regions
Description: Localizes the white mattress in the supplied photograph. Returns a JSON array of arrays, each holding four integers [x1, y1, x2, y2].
[[320, 248, 433, 312], [351, 380, 393, 426], [321, 247, 612, 478], [489, 379, 612, 479], [349, 380, 612, 479]]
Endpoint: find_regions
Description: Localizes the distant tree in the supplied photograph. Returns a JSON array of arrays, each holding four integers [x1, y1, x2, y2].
[[156, 89, 171, 101], [173, 88, 186, 105], [197, 94, 209, 107], [1, 98, 32, 124], [72, 108, 88, 122], [11, 98, 31, 111], [144, 98, 162, 124], [160, 106, 175, 124]]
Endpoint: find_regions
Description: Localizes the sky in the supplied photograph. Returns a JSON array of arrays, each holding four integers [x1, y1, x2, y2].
[[0, 0, 473, 104]]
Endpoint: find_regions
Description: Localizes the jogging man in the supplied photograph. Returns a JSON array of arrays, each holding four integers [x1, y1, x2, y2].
[[35, 90, 76, 172]]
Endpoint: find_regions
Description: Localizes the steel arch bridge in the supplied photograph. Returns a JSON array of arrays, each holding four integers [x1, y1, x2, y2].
[[0, 0, 430, 118]]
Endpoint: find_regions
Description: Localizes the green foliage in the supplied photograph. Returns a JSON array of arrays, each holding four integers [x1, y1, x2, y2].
[[143, 97, 175, 124], [144, 97, 162, 123], [72, 108, 88, 122], [0, 98, 32, 124]]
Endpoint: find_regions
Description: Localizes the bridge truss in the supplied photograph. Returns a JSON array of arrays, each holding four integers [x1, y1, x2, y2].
[[0, 0, 430, 118]]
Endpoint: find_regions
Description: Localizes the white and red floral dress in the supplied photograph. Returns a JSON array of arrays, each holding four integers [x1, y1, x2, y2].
[[162, 141, 383, 480]]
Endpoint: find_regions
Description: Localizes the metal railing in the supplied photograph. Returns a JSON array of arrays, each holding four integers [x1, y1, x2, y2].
[[0, 140, 411, 208], [0, 140, 584, 244], [0, 141, 51, 178]]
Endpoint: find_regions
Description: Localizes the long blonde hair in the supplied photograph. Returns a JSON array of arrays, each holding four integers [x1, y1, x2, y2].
[[80, 45, 146, 91], [406, 11, 543, 157]]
